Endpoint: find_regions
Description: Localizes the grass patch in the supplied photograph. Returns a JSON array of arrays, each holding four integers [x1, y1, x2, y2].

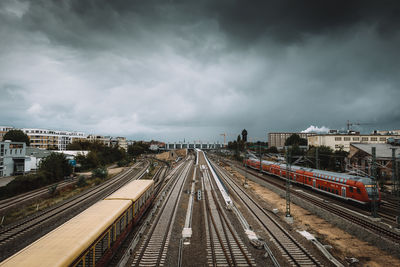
[[3, 176, 106, 226]]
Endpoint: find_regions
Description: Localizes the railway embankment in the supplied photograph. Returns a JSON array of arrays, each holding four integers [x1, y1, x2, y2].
[[228, 164, 400, 265]]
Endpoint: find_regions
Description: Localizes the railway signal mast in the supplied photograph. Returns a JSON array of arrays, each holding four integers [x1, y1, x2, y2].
[[285, 149, 292, 220], [371, 147, 379, 218]]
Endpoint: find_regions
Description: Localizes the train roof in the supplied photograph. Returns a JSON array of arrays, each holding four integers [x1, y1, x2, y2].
[[0, 199, 131, 267], [251, 158, 371, 183], [105, 179, 154, 202]]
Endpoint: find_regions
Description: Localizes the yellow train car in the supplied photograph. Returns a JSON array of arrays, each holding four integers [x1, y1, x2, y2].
[[0, 180, 155, 267], [105, 180, 154, 224], [0, 200, 131, 267]]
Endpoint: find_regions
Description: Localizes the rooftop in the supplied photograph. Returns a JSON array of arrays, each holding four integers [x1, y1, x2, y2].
[[350, 143, 400, 159]]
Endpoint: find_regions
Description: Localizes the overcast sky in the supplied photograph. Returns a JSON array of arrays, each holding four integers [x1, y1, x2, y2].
[[1, 0, 400, 142]]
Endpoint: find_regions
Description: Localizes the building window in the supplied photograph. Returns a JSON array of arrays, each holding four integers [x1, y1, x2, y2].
[[379, 137, 386, 141], [370, 137, 377, 141], [353, 137, 359, 141], [361, 137, 368, 141], [344, 137, 351, 141], [335, 137, 342, 141]]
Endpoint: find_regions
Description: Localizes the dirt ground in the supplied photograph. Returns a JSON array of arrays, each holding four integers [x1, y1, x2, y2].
[[227, 167, 400, 267], [76, 166, 125, 177]]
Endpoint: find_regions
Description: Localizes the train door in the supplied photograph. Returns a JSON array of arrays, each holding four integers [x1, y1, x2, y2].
[[341, 187, 346, 198], [313, 179, 316, 188]]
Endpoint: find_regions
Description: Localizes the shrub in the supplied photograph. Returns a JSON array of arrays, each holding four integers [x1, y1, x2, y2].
[[93, 178, 102, 185], [76, 175, 87, 187], [117, 159, 129, 167], [92, 167, 108, 179], [48, 184, 58, 196]]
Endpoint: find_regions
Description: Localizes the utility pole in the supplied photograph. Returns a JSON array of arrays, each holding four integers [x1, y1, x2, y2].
[[315, 147, 319, 169], [391, 148, 397, 194], [371, 147, 378, 218], [396, 160, 400, 228], [285, 150, 292, 218], [244, 142, 248, 187], [259, 142, 262, 173]]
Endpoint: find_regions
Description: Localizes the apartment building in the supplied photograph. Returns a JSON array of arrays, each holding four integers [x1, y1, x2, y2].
[[0, 126, 14, 141], [21, 128, 87, 150], [268, 132, 315, 149], [376, 130, 400, 135], [116, 137, 127, 151], [0, 141, 26, 177], [308, 134, 400, 152], [87, 135, 111, 147]]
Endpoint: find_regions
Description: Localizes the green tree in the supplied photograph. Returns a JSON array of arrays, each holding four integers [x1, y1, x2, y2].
[[284, 134, 307, 146], [92, 167, 108, 179], [127, 142, 150, 157], [332, 149, 349, 172], [3, 130, 30, 146], [306, 146, 333, 170], [287, 144, 305, 164], [265, 146, 279, 154], [39, 153, 72, 181]]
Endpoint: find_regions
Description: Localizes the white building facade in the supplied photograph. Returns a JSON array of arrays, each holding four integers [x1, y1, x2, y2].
[[308, 134, 400, 152], [21, 128, 87, 150]]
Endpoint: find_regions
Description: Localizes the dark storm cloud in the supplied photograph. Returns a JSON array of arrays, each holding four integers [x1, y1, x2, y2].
[[0, 0, 399, 142], [207, 0, 400, 44]]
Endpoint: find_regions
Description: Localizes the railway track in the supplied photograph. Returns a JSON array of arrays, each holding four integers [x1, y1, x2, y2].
[[132, 159, 193, 267], [202, 165, 255, 267], [0, 178, 77, 215], [0, 161, 149, 259], [230, 162, 400, 244], [211, 161, 321, 267]]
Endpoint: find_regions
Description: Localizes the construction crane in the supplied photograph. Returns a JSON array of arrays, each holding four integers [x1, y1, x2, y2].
[[220, 133, 226, 147], [346, 120, 371, 131]]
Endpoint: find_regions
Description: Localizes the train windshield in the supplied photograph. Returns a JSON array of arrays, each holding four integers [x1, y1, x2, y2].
[[365, 185, 378, 199]]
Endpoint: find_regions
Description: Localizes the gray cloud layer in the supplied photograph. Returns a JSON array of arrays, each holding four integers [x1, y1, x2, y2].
[[1, 0, 399, 142]]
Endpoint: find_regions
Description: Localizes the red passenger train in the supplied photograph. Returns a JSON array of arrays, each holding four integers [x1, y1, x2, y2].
[[244, 158, 381, 205]]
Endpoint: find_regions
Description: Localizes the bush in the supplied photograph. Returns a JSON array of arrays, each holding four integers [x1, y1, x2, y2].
[[117, 159, 129, 167], [39, 153, 72, 181], [0, 172, 49, 200], [76, 175, 87, 187], [93, 178, 103, 185], [92, 167, 108, 179], [48, 184, 58, 196]]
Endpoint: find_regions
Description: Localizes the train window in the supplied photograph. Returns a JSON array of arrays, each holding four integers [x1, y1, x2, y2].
[[94, 233, 109, 264], [357, 188, 361, 194], [328, 188, 331, 192], [349, 187, 353, 192], [336, 190, 339, 194], [308, 177, 311, 182], [85, 249, 94, 267], [103, 234, 109, 253], [129, 206, 133, 221], [111, 225, 115, 242], [116, 220, 121, 236], [95, 240, 102, 264], [318, 185, 320, 189], [74, 259, 83, 267], [120, 216, 125, 231]]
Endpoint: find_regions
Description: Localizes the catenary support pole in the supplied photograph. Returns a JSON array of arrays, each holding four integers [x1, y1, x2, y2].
[[371, 147, 378, 218]]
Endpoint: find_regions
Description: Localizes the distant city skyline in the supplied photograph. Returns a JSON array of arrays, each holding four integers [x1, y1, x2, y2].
[[1, 1, 399, 142]]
